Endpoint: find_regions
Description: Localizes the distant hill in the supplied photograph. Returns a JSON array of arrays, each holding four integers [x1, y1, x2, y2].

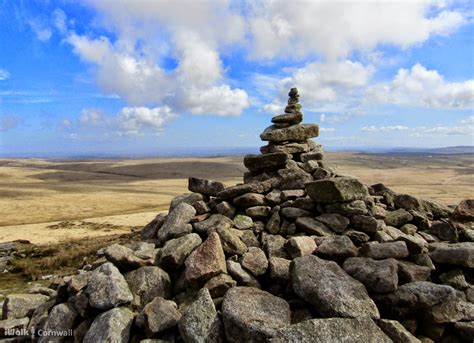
[[385, 146, 474, 155]]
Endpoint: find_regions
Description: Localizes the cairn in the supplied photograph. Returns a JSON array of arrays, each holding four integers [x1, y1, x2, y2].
[[1, 89, 473, 343]]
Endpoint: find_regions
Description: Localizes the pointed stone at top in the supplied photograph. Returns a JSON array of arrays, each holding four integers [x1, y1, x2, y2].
[[288, 87, 299, 99]]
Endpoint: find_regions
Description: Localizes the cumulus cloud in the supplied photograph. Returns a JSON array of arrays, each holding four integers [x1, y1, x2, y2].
[[0, 69, 10, 81], [367, 64, 474, 109], [362, 125, 409, 132], [247, 1, 465, 60], [118, 106, 176, 134]]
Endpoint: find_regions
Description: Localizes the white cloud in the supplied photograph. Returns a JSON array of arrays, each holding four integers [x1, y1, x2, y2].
[[320, 127, 336, 132], [118, 106, 176, 132], [53, 8, 67, 33], [362, 125, 409, 132], [0, 69, 10, 81], [247, 1, 465, 60], [27, 18, 52, 41], [416, 125, 473, 136], [367, 64, 474, 109], [319, 114, 326, 122], [79, 108, 106, 127], [461, 115, 474, 124]]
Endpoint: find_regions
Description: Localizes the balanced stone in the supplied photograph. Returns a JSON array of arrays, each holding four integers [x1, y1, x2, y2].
[[188, 177, 226, 196], [260, 124, 319, 142], [244, 152, 289, 172], [271, 112, 303, 125], [306, 177, 369, 203]]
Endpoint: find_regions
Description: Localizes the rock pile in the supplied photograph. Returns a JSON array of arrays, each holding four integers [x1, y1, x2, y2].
[[1, 89, 473, 342]]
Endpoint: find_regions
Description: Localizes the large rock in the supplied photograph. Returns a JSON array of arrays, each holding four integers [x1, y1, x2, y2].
[[271, 318, 392, 343], [317, 235, 358, 259], [268, 257, 291, 281], [241, 247, 268, 276], [261, 141, 313, 155], [204, 274, 237, 298], [315, 213, 349, 233], [142, 297, 181, 337], [193, 214, 233, 235], [0, 317, 29, 337], [360, 241, 409, 260], [271, 112, 303, 124], [260, 124, 319, 142], [86, 262, 133, 310], [424, 300, 474, 323], [429, 242, 474, 268], [451, 199, 474, 221], [295, 217, 334, 236], [276, 167, 313, 190], [217, 182, 268, 199], [39, 303, 78, 343], [141, 214, 166, 240], [158, 202, 196, 242], [291, 255, 380, 318], [216, 227, 248, 255], [83, 307, 134, 343], [233, 193, 267, 208], [179, 288, 223, 343], [170, 192, 206, 212], [306, 177, 369, 203], [188, 177, 225, 196], [2, 294, 49, 319], [384, 209, 413, 228], [185, 232, 227, 285], [376, 319, 421, 343], [124, 266, 171, 308], [159, 233, 202, 269], [285, 236, 317, 258], [103, 244, 152, 270], [222, 287, 291, 343], [244, 153, 289, 172], [343, 257, 398, 293]]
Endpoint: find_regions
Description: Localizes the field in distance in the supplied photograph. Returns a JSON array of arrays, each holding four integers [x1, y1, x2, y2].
[[0, 152, 472, 245]]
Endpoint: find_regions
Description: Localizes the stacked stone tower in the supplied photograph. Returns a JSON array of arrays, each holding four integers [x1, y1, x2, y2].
[[243, 87, 332, 187]]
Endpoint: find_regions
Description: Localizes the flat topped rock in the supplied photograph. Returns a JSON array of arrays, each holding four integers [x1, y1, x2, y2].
[[260, 124, 319, 142], [271, 112, 303, 125], [188, 177, 226, 196], [244, 152, 289, 172], [306, 177, 369, 203]]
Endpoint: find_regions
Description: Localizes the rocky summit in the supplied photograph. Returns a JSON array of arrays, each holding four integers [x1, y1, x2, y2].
[[1, 88, 473, 343]]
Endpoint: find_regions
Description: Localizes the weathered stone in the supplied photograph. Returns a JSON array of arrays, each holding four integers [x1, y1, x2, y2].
[[281, 207, 311, 219], [0, 317, 29, 337], [430, 221, 458, 242], [158, 203, 196, 241], [217, 182, 267, 199], [281, 189, 305, 200], [142, 297, 181, 337], [216, 227, 248, 255], [231, 229, 259, 248], [422, 199, 452, 219], [360, 241, 409, 260], [141, 214, 166, 240], [439, 269, 469, 290], [87, 262, 133, 310], [233, 214, 253, 230], [424, 300, 474, 323], [394, 194, 423, 212], [170, 192, 205, 212], [74, 319, 93, 343], [272, 112, 303, 124], [216, 201, 236, 218], [246, 206, 271, 218], [384, 209, 413, 228], [306, 177, 369, 203], [300, 150, 324, 162], [103, 244, 152, 270], [40, 303, 78, 342], [411, 253, 436, 271], [83, 307, 134, 343], [343, 257, 398, 293], [204, 274, 237, 298], [345, 230, 370, 245], [185, 232, 227, 285], [271, 318, 392, 343], [268, 257, 291, 281], [193, 200, 210, 214], [233, 193, 267, 208], [125, 266, 171, 308], [295, 217, 334, 236], [451, 199, 474, 221], [227, 260, 260, 287], [241, 247, 268, 276], [397, 260, 431, 283], [376, 319, 421, 343], [400, 223, 418, 235], [276, 167, 312, 190], [159, 233, 202, 269], [315, 213, 349, 233], [286, 236, 317, 258], [265, 189, 282, 204], [262, 234, 288, 258], [351, 215, 380, 233], [429, 242, 474, 268], [188, 177, 225, 196], [244, 153, 289, 172], [266, 210, 281, 234], [2, 294, 49, 319], [291, 255, 380, 318], [317, 235, 358, 259], [260, 124, 319, 142], [179, 288, 223, 343], [222, 287, 291, 342], [193, 214, 233, 235], [325, 199, 368, 216], [26, 299, 54, 333]]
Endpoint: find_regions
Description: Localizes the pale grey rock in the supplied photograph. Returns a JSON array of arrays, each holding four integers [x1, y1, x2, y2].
[[83, 307, 134, 343], [125, 266, 171, 309]]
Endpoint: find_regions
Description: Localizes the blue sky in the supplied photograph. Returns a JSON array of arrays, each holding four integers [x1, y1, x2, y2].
[[0, 0, 473, 156]]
